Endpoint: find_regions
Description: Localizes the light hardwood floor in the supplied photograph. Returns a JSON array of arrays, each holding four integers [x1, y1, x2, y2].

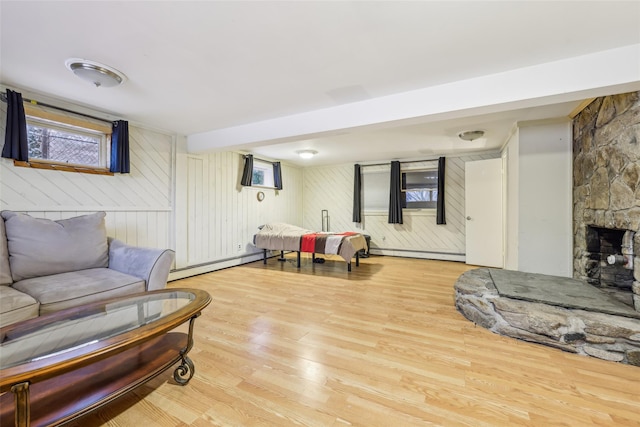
[[71, 255, 640, 426]]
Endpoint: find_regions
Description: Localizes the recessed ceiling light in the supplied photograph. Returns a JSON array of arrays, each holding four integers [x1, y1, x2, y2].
[[65, 58, 127, 88], [297, 149, 318, 159], [458, 130, 485, 141]]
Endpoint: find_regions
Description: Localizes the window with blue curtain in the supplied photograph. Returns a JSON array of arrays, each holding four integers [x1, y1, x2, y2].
[[241, 154, 283, 189]]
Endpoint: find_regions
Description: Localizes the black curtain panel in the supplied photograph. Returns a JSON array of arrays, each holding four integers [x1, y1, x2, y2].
[[1, 89, 29, 161], [388, 160, 403, 224], [352, 164, 362, 223], [240, 154, 253, 186], [109, 120, 130, 173], [437, 156, 446, 225], [273, 161, 283, 190]]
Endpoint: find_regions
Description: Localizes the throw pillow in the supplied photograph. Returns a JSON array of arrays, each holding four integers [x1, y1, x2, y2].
[[1, 211, 109, 281]]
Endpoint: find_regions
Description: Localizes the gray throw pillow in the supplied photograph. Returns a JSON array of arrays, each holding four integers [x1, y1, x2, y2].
[[1, 211, 109, 281]]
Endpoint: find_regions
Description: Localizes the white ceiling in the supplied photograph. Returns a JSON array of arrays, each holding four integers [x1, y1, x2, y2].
[[2, 1, 640, 166]]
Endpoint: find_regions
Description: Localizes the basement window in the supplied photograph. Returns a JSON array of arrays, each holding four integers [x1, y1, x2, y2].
[[16, 104, 113, 175], [402, 169, 438, 209], [27, 118, 104, 166], [363, 167, 438, 212], [251, 159, 275, 188]]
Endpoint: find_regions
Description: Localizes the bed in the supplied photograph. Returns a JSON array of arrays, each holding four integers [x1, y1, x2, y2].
[[253, 223, 368, 271]]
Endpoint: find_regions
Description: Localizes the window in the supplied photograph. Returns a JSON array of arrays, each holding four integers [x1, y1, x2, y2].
[[363, 169, 390, 211], [26, 118, 105, 167], [362, 166, 438, 212], [18, 104, 112, 174], [402, 169, 438, 209], [251, 159, 275, 188]]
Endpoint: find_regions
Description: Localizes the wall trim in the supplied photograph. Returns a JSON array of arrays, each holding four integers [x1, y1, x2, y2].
[[2, 206, 172, 213], [371, 248, 465, 262], [169, 251, 266, 280], [569, 98, 597, 119]]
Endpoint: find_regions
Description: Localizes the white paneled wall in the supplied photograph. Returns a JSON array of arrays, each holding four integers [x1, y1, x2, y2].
[[302, 154, 498, 261], [0, 95, 305, 278], [2, 91, 505, 275], [303, 163, 355, 232], [0, 100, 174, 250], [179, 152, 303, 272]]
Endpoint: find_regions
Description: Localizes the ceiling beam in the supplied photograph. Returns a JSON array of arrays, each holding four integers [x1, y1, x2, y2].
[[187, 44, 640, 154]]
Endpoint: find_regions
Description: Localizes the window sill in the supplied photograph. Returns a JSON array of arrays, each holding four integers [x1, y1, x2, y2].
[[14, 160, 114, 176], [250, 185, 277, 190], [364, 209, 436, 217]]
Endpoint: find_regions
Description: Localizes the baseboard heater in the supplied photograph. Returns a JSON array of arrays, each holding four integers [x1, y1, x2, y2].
[[371, 247, 465, 262]]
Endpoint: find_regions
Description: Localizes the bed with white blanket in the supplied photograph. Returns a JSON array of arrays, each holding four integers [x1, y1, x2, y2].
[[253, 223, 368, 271]]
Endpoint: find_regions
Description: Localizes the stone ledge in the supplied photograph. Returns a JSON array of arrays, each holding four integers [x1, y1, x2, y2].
[[454, 268, 640, 366]]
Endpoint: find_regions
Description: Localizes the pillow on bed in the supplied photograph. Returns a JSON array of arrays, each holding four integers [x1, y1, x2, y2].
[[1, 211, 109, 281], [259, 223, 305, 233]]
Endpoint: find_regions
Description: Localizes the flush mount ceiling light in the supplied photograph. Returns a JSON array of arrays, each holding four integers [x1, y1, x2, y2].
[[458, 130, 485, 141], [65, 58, 127, 88], [297, 149, 318, 159]]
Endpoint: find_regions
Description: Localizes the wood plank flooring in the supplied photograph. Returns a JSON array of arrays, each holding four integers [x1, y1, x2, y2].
[[68, 255, 640, 426]]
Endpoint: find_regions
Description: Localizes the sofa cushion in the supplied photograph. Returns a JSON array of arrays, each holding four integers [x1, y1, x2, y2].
[[0, 216, 12, 285], [1, 211, 109, 282], [0, 286, 39, 328], [12, 267, 146, 315]]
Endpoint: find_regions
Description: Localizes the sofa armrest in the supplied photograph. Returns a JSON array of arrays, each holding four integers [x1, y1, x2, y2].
[[108, 238, 175, 291]]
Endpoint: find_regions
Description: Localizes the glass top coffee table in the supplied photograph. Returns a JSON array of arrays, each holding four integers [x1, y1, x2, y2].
[[0, 288, 211, 427]]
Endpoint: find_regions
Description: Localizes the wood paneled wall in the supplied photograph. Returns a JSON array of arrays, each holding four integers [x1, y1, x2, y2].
[[0, 94, 305, 279], [0, 101, 174, 250], [302, 154, 498, 261], [177, 151, 303, 276], [1, 90, 503, 276]]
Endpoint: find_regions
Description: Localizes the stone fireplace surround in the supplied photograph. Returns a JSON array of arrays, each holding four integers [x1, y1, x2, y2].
[[455, 92, 640, 366], [574, 91, 640, 311]]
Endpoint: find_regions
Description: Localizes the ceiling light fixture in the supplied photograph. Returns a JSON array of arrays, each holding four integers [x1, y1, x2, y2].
[[297, 149, 318, 159], [458, 130, 485, 141], [65, 58, 127, 88]]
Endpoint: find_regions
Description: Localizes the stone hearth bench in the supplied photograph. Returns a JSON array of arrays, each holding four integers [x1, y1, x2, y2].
[[454, 268, 640, 366]]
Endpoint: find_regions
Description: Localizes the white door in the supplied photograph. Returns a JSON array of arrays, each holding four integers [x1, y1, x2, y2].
[[465, 158, 503, 267]]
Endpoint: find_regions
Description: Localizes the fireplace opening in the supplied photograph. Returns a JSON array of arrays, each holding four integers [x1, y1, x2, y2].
[[585, 226, 635, 307]]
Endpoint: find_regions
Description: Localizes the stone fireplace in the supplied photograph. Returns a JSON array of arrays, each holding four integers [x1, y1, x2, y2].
[[573, 91, 640, 311], [583, 226, 635, 303], [455, 91, 640, 367]]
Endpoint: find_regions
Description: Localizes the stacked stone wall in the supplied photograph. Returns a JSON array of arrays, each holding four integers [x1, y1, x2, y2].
[[573, 91, 640, 309]]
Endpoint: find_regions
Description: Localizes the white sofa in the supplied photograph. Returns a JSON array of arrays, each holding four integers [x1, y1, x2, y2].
[[0, 211, 175, 328]]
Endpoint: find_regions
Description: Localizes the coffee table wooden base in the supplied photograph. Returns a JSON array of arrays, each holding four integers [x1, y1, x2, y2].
[[0, 332, 189, 427]]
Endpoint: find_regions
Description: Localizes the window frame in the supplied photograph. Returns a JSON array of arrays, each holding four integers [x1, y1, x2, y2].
[[401, 168, 439, 210], [14, 103, 113, 176], [250, 159, 276, 189]]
